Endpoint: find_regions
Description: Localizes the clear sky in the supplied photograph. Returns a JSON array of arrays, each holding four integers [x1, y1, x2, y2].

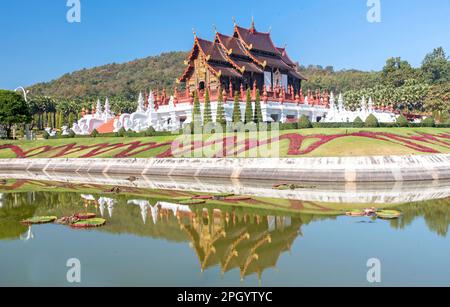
[[1, 0, 449, 90]]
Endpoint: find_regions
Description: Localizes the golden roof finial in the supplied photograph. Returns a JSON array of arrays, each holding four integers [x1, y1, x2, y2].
[[192, 28, 197, 38], [251, 15, 255, 28]]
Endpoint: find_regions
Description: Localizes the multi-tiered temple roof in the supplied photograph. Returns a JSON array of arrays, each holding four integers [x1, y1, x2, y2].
[[179, 21, 307, 94]]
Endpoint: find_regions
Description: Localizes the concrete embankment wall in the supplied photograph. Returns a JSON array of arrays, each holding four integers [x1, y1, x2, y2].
[[0, 155, 449, 182]]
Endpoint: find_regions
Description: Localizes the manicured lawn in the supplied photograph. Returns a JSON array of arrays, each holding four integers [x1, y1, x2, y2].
[[0, 128, 449, 158]]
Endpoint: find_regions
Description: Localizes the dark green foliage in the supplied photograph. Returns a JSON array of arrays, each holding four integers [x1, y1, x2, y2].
[[365, 114, 380, 128], [421, 117, 436, 127], [42, 130, 50, 139], [298, 115, 313, 129], [216, 89, 226, 125], [117, 127, 127, 137], [203, 88, 212, 125], [145, 126, 157, 136], [91, 129, 99, 138], [0, 90, 32, 139], [30, 52, 188, 100], [396, 115, 409, 127], [353, 116, 364, 128], [421, 47, 450, 84], [381, 57, 417, 87], [244, 89, 253, 124], [192, 90, 201, 126], [253, 89, 263, 123], [232, 92, 242, 123]]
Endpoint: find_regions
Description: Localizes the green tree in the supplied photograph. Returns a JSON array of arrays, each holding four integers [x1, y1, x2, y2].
[[216, 88, 227, 125], [47, 112, 53, 128], [422, 117, 436, 127], [365, 114, 380, 127], [421, 47, 450, 84], [192, 90, 201, 126], [298, 115, 312, 129], [244, 89, 253, 124], [424, 83, 450, 115], [253, 89, 263, 123], [203, 88, 212, 125], [396, 115, 409, 127], [382, 57, 417, 87], [0, 90, 31, 139], [68, 113, 75, 127], [232, 92, 242, 123], [353, 116, 364, 128]]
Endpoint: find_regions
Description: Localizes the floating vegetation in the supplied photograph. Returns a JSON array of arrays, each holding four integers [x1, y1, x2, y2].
[[345, 210, 367, 217], [75, 213, 96, 220], [71, 218, 107, 229], [21, 216, 57, 225], [376, 210, 403, 219], [178, 199, 207, 205], [212, 193, 235, 200], [224, 196, 252, 201], [273, 183, 317, 190], [56, 216, 80, 225], [192, 195, 214, 200]]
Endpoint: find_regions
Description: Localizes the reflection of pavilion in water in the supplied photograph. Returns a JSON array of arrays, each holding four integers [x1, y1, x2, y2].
[[180, 208, 299, 281], [81, 194, 301, 280]]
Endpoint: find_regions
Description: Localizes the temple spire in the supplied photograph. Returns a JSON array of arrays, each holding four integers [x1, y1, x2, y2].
[[250, 16, 256, 33]]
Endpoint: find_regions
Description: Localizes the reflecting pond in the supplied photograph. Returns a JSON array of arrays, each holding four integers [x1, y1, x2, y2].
[[1, 177, 450, 286]]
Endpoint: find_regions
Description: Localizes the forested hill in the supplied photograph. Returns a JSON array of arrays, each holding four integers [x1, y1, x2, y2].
[[29, 51, 189, 100], [29, 50, 380, 100]]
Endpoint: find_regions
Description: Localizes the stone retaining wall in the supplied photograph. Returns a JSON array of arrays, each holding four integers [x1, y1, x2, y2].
[[0, 154, 449, 182]]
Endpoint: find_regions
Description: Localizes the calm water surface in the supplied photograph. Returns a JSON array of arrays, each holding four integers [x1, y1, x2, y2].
[[1, 178, 450, 286]]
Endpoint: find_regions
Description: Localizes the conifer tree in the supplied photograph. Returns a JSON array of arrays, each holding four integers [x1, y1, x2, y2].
[[68, 113, 75, 127], [216, 88, 227, 125], [232, 91, 242, 123], [244, 88, 253, 124], [203, 88, 212, 125], [253, 89, 263, 123], [192, 90, 202, 126]]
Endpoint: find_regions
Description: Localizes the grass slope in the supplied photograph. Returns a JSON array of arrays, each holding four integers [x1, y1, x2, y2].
[[0, 128, 449, 159]]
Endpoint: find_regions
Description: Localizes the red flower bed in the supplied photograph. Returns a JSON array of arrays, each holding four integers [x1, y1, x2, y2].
[[0, 131, 448, 159]]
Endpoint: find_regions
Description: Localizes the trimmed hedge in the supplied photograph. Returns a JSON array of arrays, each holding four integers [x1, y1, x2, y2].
[[396, 115, 409, 127], [421, 117, 436, 127], [365, 114, 380, 128], [353, 117, 364, 128], [298, 115, 313, 129]]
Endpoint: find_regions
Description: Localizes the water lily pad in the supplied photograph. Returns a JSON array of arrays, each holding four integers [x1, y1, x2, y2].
[[178, 199, 206, 205], [192, 195, 214, 200], [376, 210, 402, 219], [212, 194, 235, 200], [224, 196, 252, 201], [345, 210, 367, 217], [71, 218, 106, 228], [21, 216, 57, 225], [75, 213, 96, 219]]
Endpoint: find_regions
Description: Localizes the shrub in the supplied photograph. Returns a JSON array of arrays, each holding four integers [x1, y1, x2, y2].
[[68, 130, 76, 138], [145, 126, 156, 136], [365, 114, 379, 128], [353, 117, 364, 128], [421, 117, 436, 127], [396, 115, 409, 127], [91, 129, 99, 138], [298, 115, 313, 129], [42, 130, 50, 140], [117, 127, 127, 137]]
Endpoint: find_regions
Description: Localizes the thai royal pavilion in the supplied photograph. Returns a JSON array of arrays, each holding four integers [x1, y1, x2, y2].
[[70, 21, 399, 135]]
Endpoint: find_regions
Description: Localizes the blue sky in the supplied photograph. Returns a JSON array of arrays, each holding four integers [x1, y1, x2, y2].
[[1, 0, 449, 90]]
